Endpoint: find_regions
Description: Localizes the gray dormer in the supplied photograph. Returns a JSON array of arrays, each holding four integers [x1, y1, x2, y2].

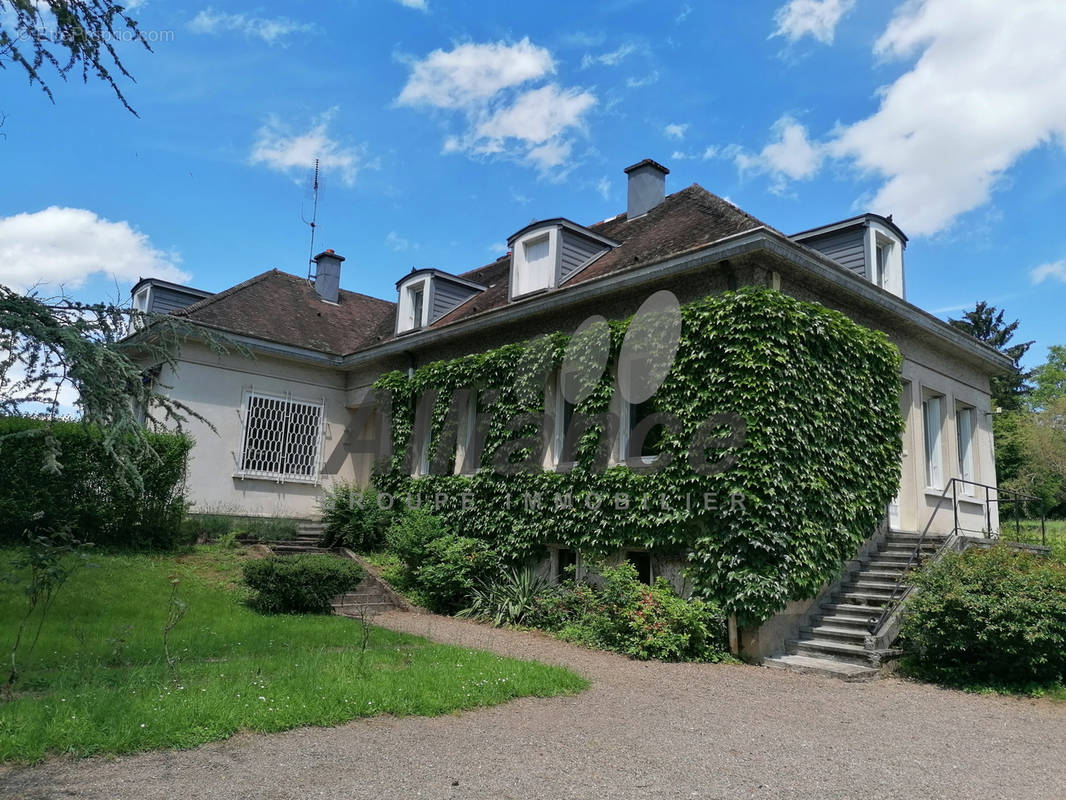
[[396, 269, 486, 334], [791, 214, 908, 299], [131, 278, 213, 314], [507, 218, 619, 300]]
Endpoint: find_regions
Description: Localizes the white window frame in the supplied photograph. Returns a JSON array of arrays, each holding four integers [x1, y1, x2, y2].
[[922, 393, 944, 490], [454, 389, 478, 475], [956, 405, 976, 493], [549, 370, 577, 470], [618, 398, 664, 467], [412, 393, 435, 477], [237, 391, 325, 484]]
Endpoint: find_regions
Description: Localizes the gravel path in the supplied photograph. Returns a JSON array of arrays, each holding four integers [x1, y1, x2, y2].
[[3, 610, 1065, 800]]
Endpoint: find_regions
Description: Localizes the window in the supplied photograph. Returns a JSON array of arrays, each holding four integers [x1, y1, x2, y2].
[[922, 394, 944, 489], [410, 285, 425, 330], [455, 389, 479, 475], [133, 287, 150, 313], [619, 396, 666, 464], [552, 371, 577, 468], [873, 242, 889, 288], [239, 393, 324, 481], [626, 551, 652, 584], [956, 406, 975, 489], [412, 393, 435, 476], [554, 547, 577, 581]]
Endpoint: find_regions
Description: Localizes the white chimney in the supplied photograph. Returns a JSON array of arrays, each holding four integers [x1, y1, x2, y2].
[[312, 249, 344, 303], [624, 159, 670, 218]]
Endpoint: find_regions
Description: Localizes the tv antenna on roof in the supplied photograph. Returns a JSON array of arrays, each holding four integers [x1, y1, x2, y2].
[[303, 158, 320, 281]]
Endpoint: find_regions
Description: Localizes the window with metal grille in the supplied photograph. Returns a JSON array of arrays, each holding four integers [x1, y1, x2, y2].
[[239, 393, 324, 481]]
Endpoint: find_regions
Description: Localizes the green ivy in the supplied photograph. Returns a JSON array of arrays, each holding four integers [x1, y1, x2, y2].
[[373, 287, 903, 624]]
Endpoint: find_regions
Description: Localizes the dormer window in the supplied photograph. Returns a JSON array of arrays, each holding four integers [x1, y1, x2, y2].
[[395, 269, 486, 335], [410, 284, 425, 330], [507, 218, 619, 301], [789, 213, 907, 300]]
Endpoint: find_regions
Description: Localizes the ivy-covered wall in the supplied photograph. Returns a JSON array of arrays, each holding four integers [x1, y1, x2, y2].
[[373, 287, 904, 624]]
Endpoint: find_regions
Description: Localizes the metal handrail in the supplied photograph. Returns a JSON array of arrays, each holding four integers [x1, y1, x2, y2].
[[868, 478, 1047, 636]]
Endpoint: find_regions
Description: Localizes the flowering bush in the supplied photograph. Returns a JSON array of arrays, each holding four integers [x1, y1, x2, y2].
[[529, 562, 729, 662]]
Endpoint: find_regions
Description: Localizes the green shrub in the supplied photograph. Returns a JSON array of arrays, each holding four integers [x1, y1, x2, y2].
[[415, 534, 499, 614], [241, 554, 364, 614], [900, 545, 1066, 687], [181, 514, 298, 543], [385, 507, 449, 571], [0, 417, 191, 549], [529, 562, 729, 662], [319, 483, 394, 551], [459, 567, 556, 626]]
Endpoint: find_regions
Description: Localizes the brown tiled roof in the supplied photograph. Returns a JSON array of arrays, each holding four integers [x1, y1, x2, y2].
[[174, 184, 769, 356], [431, 184, 771, 328], [174, 269, 396, 356]]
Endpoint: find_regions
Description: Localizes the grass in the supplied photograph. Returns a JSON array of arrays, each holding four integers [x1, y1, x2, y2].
[[1009, 518, 1066, 563], [0, 546, 587, 763]]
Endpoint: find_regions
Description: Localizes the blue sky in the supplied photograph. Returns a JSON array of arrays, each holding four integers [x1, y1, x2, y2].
[[1, 0, 1064, 368]]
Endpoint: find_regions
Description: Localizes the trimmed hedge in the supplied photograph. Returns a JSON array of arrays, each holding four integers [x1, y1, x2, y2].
[[0, 417, 191, 549], [241, 554, 364, 614], [319, 483, 395, 551], [900, 546, 1066, 687], [373, 287, 903, 624]]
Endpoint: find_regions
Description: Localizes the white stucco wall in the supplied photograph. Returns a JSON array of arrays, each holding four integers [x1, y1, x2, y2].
[[157, 341, 356, 518]]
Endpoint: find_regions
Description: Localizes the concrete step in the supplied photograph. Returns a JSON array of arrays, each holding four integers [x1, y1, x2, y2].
[[821, 602, 886, 618], [332, 602, 396, 616], [270, 544, 331, 555], [788, 638, 874, 666], [801, 625, 868, 643], [762, 654, 879, 681], [856, 570, 906, 582], [863, 559, 911, 570], [812, 613, 871, 630], [835, 591, 893, 607], [849, 579, 899, 592]]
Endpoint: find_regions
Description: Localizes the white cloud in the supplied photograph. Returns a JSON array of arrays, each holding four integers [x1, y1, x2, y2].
[[386, 231, 416, 251], [771, 0, 854, 44], [188, 8, 313, 44], [664, 123, 688, 140], [826, 0, 1066, 237], [1031, 260, 1066, 284], [626, 71, 659, 88], [398, 39, 596, 172], [250, 108, 361, 186], [702, 145, 719, 159], [676, 3, 692, 24], [0, 207, 188, 294], [393, 0, 427, 10], [734, 115, 823, 192], [397, 38, 554, 110], [581, 42, 637, 68], [595, 176, 611, 200]]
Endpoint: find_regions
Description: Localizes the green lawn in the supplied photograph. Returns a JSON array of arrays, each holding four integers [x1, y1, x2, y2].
[[0, 546, 587, 763], [1010, 518, 1066, 563]]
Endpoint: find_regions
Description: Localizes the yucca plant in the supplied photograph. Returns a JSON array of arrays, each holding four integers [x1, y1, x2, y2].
[[459, 567, 557, 627]]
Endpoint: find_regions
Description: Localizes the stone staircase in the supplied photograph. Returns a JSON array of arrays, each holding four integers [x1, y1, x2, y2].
[[266, 520, 330, 555], [331, 576, 401, 618], [764, 531, 949, 680], [259, 521, 406, 618]]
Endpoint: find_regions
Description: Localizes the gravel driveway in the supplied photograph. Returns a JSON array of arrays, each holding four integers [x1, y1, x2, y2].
[[3, 610, 1065, 800]]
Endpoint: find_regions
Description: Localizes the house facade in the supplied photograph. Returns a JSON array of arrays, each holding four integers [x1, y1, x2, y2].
[[136, 159, 1011, 645]]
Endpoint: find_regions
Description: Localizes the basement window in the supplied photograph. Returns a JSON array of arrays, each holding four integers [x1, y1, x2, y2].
[[238, 392, 324, 482], [626, 551, 652, 585]]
